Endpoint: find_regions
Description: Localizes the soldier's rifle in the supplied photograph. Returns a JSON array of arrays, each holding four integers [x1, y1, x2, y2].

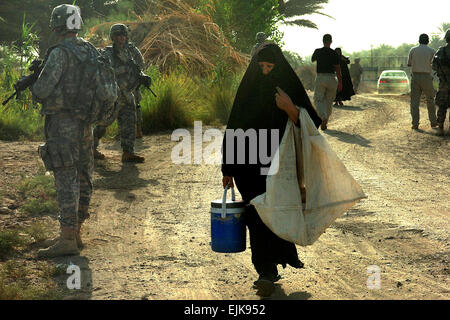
[[2, 59, 43, 106], [127, 58, 157, 98]]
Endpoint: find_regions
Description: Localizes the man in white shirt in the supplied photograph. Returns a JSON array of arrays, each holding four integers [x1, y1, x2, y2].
[[408, 34, 438, 130]]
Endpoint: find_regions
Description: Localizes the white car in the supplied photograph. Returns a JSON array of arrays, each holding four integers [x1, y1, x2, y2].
[[377, 70, 410, 94]]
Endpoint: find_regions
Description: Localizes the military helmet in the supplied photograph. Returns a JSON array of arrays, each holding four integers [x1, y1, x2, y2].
[[110, 24, 129, 40], [256, 32, 266, 43], [50, 4, 83, 32]]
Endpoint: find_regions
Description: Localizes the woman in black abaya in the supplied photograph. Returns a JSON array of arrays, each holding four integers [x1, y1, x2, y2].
[[334, 47, 355, 106], [221, 43, 322, 296]]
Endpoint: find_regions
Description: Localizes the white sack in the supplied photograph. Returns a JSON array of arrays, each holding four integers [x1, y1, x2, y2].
[[250, 108, 366, 246]]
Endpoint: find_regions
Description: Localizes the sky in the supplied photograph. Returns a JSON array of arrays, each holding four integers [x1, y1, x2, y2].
[[279, 0, 449, 57]]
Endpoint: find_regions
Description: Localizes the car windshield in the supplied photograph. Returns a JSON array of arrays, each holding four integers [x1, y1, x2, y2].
[[382, 72, 406, 77]]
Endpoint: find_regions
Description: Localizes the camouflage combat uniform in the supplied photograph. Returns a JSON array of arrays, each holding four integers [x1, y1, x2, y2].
[[250, 32, 267, 57], [31, 37, 95, 229], [432, 43, 450, 128], [93, 43, 141, 153]]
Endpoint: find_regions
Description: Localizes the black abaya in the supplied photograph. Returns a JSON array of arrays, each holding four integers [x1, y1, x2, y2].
[[221, 43, 320, 278], [335, 55, 355, 102]]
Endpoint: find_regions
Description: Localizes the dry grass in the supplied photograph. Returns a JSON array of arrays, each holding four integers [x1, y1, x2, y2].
[[87, 0, 249, 74]]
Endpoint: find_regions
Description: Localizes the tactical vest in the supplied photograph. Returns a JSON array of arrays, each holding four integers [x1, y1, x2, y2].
[[38, 38, 91, 115], [103, 45, 141, 91]]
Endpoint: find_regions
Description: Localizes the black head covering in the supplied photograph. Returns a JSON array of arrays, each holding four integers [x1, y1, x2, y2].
[[222, 43, 321, 177]]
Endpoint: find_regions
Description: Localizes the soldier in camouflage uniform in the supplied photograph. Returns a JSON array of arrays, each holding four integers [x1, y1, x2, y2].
[[31, 4, 95, 258], [93, 24, 145, 162], [250, 32, 267, 57], [432, 29, 450, 136]]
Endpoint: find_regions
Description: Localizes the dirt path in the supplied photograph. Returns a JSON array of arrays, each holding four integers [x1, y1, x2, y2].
[[75, 93, 448, 300], [2, 93, 448, 300]]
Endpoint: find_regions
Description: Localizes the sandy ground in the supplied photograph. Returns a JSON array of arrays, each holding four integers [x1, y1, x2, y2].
[[1, 93, 449, 300]]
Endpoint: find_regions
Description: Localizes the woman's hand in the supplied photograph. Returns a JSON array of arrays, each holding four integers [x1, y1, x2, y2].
[[275, 87, 294, 111], [275, 87, 300, 124], [222, 176, 234, 188]]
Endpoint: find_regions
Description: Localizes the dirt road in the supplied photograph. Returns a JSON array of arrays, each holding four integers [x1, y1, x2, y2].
[[4, 93, 448, 300]]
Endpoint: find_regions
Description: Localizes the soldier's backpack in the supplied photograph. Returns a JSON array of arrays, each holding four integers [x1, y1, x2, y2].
[[59, 39, 119, 126]]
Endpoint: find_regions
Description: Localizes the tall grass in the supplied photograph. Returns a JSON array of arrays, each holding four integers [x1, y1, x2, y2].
[[139, 66, 242, 132], [0, 106, 44, 141], [0, 21, 43, 141]]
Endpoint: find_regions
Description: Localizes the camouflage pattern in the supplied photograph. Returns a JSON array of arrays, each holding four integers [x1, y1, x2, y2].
[[50, 4, 83, 32], [432, 44, 450, 123], [32, 36, 96, 229], [109, 24, 129, 39], [95, 43, 141, 153], [32, 37, 93, 116], [93, 125, 107, 150], [44, 114, 93, 227]]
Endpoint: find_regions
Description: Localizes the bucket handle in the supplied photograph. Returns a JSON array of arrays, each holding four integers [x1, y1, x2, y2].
[[222, 184, 236, 218]]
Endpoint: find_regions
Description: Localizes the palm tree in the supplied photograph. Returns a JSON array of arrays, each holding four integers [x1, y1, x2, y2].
[[429, 22, 450, 50], [277, 0, 332, 29], [438, 22, 450, 34]]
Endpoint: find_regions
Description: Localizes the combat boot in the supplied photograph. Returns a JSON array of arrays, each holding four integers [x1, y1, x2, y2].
[[122, 151, 145, 163], [94, 149, 106, 160], [136, 123, 143, 139], [37, 227, 79, 258], [40, 223, 84, 249]]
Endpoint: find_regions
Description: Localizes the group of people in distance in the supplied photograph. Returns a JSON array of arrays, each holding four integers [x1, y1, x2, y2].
[[227, 29, 449, 297]]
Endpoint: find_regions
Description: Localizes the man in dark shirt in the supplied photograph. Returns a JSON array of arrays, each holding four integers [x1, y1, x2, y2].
[[312, 34, 342, 130]]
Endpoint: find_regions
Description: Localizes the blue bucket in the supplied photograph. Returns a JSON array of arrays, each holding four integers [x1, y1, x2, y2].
[[210, 185, 246, 253]]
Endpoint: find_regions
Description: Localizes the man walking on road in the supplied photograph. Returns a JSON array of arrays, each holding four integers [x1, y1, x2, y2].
[[408, 34, 438, 130], [349, 58, 363, 93], [312, 34, 342, 130]]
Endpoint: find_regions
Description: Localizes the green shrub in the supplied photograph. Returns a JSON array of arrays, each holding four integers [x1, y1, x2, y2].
[[0, 107, 44, 141], [0, 229, 23, 259], [141, 71, 197, 133]]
